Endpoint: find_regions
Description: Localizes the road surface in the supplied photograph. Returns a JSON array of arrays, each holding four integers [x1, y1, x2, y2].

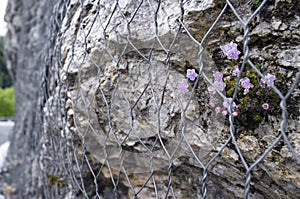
[[0, 121, 14, 145]]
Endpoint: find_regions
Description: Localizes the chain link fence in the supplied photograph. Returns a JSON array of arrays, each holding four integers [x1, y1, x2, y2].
[[5, 0, 300, 198]]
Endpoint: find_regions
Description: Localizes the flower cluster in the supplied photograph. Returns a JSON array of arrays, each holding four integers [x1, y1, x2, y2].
[[223, 98, 238, 116], [176, 42, 279, 129], [208, 71, 238, 116], [207, 42, 278, 124], [232, 65, 240, 77], [177, 69, 198, 94], [240, 77, 254, 95]]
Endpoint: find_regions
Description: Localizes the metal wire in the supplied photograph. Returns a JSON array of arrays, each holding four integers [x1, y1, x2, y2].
[[37, 0, 300, 198]]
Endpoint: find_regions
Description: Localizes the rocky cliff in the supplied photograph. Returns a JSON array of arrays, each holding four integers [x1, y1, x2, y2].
[[3, 0, 300, 198]]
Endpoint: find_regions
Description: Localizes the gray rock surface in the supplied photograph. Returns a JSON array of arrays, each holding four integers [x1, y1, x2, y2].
[[2, 0, 300, 198]]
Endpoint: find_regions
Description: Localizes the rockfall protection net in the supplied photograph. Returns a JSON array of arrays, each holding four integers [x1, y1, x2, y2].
[[41, 0, 300, 198]]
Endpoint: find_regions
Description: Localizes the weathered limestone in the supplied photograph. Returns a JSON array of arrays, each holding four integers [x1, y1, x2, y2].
[[3, 0, 300, 198]]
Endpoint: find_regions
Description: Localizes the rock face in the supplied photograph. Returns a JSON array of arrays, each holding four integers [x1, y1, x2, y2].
[[3, 0, 300, 198], [3, 0, 68, 198]]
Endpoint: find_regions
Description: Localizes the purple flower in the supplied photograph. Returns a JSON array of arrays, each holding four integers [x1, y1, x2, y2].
[[220, 42, 241, 60], [209, 99, 215, 107], [223, 98, 237, 110], [261, 73, 276, 87], [186, 69, 198, 81], [232, 65, 240, 77], [213, 81, 226, 91], [213, 71, 223, 82], [232, 111, 238, 117], [222, 110, 228, 116], [225, 76, 232, 81], [215, 107, 221, 113], [178, 79, 189, 93], [208, 86, 216, 95], [243, 88, 250, 95], [262, 103, 269, 110], [240, 77, 254, 95]]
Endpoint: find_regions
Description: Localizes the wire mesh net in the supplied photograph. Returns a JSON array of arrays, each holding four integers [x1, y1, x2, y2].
[[39, 0, 300, 198]]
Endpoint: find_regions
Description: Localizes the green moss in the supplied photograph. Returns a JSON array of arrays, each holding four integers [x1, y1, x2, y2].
[[253, 114, 262, 121], [222, 63, 280, 130], [253, 0, 262, 8]]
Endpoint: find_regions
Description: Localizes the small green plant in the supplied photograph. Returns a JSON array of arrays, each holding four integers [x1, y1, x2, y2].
[[177, 42, 280, 130], [253, 0, 262, 8], [47, 174, 65, 188], [206, 42, 280, 129]]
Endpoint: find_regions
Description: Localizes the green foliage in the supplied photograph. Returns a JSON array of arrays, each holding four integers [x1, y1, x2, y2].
[[253, 0, 262, 8], [0, 36, 13, 88], [210, 42, 282, 131], [0, 87, 15, 117], [224, 64, 280, 130]]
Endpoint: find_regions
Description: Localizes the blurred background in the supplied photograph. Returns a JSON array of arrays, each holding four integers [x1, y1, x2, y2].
[[0, 0, 14, 171]]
